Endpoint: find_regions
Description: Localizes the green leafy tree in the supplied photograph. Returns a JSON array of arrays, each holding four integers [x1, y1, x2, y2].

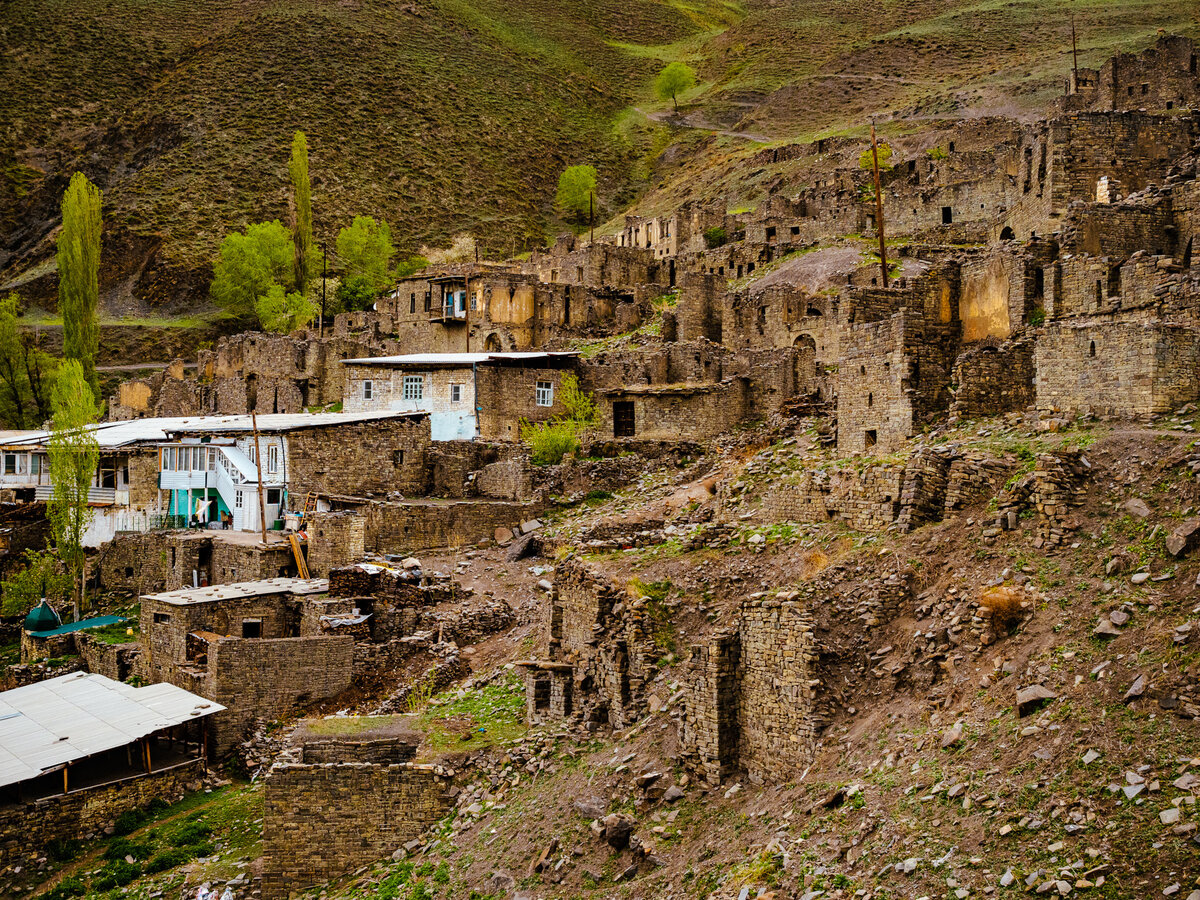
[[859, 142, 894, 171], [211, 221, 295, 324], [56, 172, 101, 401], [654, 61, 696, 112], [555, 165, 598, 231], [0, 293, 55, 428], [396, 255, 428, 279], [255, 283, 316, 333], [334, 274, 378, 313], [336, 216, 396, 291], [47, 360, 100, 622], [1, 550, 73, 618], [289, 131, 314, 293]]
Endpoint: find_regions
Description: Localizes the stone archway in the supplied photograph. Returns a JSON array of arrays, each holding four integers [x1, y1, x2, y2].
[[793, 333, 818, 390]]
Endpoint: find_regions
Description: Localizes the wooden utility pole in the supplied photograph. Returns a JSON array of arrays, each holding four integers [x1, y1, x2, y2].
[[589, 192, 594, 245], [251, 412, 268, 545], [319, 241, 327, 339], [870, 121, 889, 288]]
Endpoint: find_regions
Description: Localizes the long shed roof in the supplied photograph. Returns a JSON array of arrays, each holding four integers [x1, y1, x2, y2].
[[0, 672, 224, 789]]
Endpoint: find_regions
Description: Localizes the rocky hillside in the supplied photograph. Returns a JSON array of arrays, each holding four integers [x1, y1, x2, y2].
[[14, 414, 1200, 900], [3, 0, 1197, 316]]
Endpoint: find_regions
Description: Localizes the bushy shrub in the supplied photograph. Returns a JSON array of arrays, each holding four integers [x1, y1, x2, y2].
[[169, 820, 214, 847], [92, 860, 140, 890], [39, 875, 87, 900], [521, 419, 580, 466], [112, 808, 148, 836], [703, 226, 727, 249], [45, 838, 81, 862], [104, 837, 153, 862], [144, 847, 195, 874]]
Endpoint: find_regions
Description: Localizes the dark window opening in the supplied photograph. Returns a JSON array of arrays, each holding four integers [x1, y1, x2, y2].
[[242, 620, 262, 639], [1094, 281, 1103, 305], [859, 365, 867, 375], [1089, 340, 1096, 358], [941, 206, 953, 225], [613, 401, 635, 438], [737, 265, 744, 278], [124, 567, 134, 578], [1033, 267, 1045, 299], [948, 141, 955, 152], [410, 293, 416, 314], [747, 262, 755, 274], [867, 392, 874, 407], [790, 226, 800, 236], [1000, 226, 1015, 241], [153, 612, 171, 624], [864, 429, 878, 448], [267, 488, 281, 504], [1141, 83, 1149, 95], [423, 291, 432, 312], [533, 676, 551, 711], [765, 226, 776, 240], [563, 294, 570, 325], [1167, 101, 1174, 110], [1107, 265, 1121, 298], [393, 449, 405, 466]]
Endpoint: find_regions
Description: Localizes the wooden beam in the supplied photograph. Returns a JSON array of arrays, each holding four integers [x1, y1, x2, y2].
[[62, 764, 68, 795]]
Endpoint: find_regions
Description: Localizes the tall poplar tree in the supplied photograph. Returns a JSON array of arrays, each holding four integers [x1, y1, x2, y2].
[[56, 172, 101, 401], [289, 131, 314, 294], [47, 360, 99, 622]]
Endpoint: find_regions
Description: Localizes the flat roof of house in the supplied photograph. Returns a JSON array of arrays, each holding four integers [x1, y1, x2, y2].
[[342, 352, 578, 367], [0, 672, 224, 789], [142, 577, 329, 606], [0, 411, 427, 450]]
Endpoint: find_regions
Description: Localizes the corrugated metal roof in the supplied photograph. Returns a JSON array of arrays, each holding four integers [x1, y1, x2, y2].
[[0, 672, 225, 789], [342, 352, 578, 367], [0, 411, 427, 450], [142, 576, 329, 606]]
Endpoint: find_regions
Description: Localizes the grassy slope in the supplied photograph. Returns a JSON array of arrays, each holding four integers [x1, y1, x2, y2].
[[0, 0, 734, 272]]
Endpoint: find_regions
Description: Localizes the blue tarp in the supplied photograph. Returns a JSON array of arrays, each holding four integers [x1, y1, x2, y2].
[[29, 615, 127, 638]]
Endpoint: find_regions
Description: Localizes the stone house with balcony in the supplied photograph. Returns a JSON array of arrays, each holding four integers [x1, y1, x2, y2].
[[342, 352, 579, 441], [0, 411, 431, 546]]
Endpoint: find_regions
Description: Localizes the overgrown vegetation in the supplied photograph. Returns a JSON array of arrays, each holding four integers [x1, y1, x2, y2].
[[520, 373, 600, 465]]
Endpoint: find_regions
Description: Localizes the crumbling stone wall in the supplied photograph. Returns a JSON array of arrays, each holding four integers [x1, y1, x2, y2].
[[752, 464, 904, 532], [0, 758, 204, 866], [206, 636, 354, 753], [951, 337, 1036, 418], [681, 599, 818, 785], [1035, 320, 1200, 417], [286, 414, 432, 498], [306, 512, 366, 578], [261, 762, 453, 899], [360, 498, 542, 552]]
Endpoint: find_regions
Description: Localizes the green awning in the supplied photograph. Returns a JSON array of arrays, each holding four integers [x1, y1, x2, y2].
[[28, 615, 127, 638]]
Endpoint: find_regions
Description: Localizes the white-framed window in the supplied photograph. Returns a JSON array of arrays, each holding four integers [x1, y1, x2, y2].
[[30, 454, 40, 475], [162, 447, 175, 472], [536, 381, 553, 407], [403, 375, 424, 401], [362, 379, 373, 401], [208, 448, 217, 471], [267, 445, 279, 474], [4, 454, 17, 475], [235, 491, 243, 509], [450, 384, 462, 403]]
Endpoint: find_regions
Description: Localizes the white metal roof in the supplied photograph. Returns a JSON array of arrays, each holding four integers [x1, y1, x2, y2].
[[0, 411, 427, 450], [0, 672, 225, 789], [142, 576, 329, 606], [342, 352, 579, 367]]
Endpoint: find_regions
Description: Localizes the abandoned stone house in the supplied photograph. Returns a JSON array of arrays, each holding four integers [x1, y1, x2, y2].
[[341, 351, 579, 441], [0, 672, 223, 864], [136, 577, 356, 753], [1057, 33, 1200, 115]]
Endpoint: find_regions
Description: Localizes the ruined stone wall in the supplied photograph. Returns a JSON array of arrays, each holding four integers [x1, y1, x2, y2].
[[722, 285, 839, 362], [1061, 191, 1178, 260], [100, 533, 295, 594], [0, 758, 204, 866], [737, 600, 818, 783], [261, 762, 453, 899], [286, 415, 432, 498], [752, 464, 904, 532], [1035, 320, 1200, 417], [361, 498, 540, 552], [1060, 35, 1200, 113], [680, 631, 740, 786], [837, 311, 918, 454], [306, 512, 366, 578], [207, 636, 354, 752], [674, 273, 724, 343], [951, 338, 1036, 418], [475, 364, 574, 442]]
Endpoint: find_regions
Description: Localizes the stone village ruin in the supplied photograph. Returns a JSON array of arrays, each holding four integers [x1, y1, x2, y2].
[[1, 34, 1200, 899]]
